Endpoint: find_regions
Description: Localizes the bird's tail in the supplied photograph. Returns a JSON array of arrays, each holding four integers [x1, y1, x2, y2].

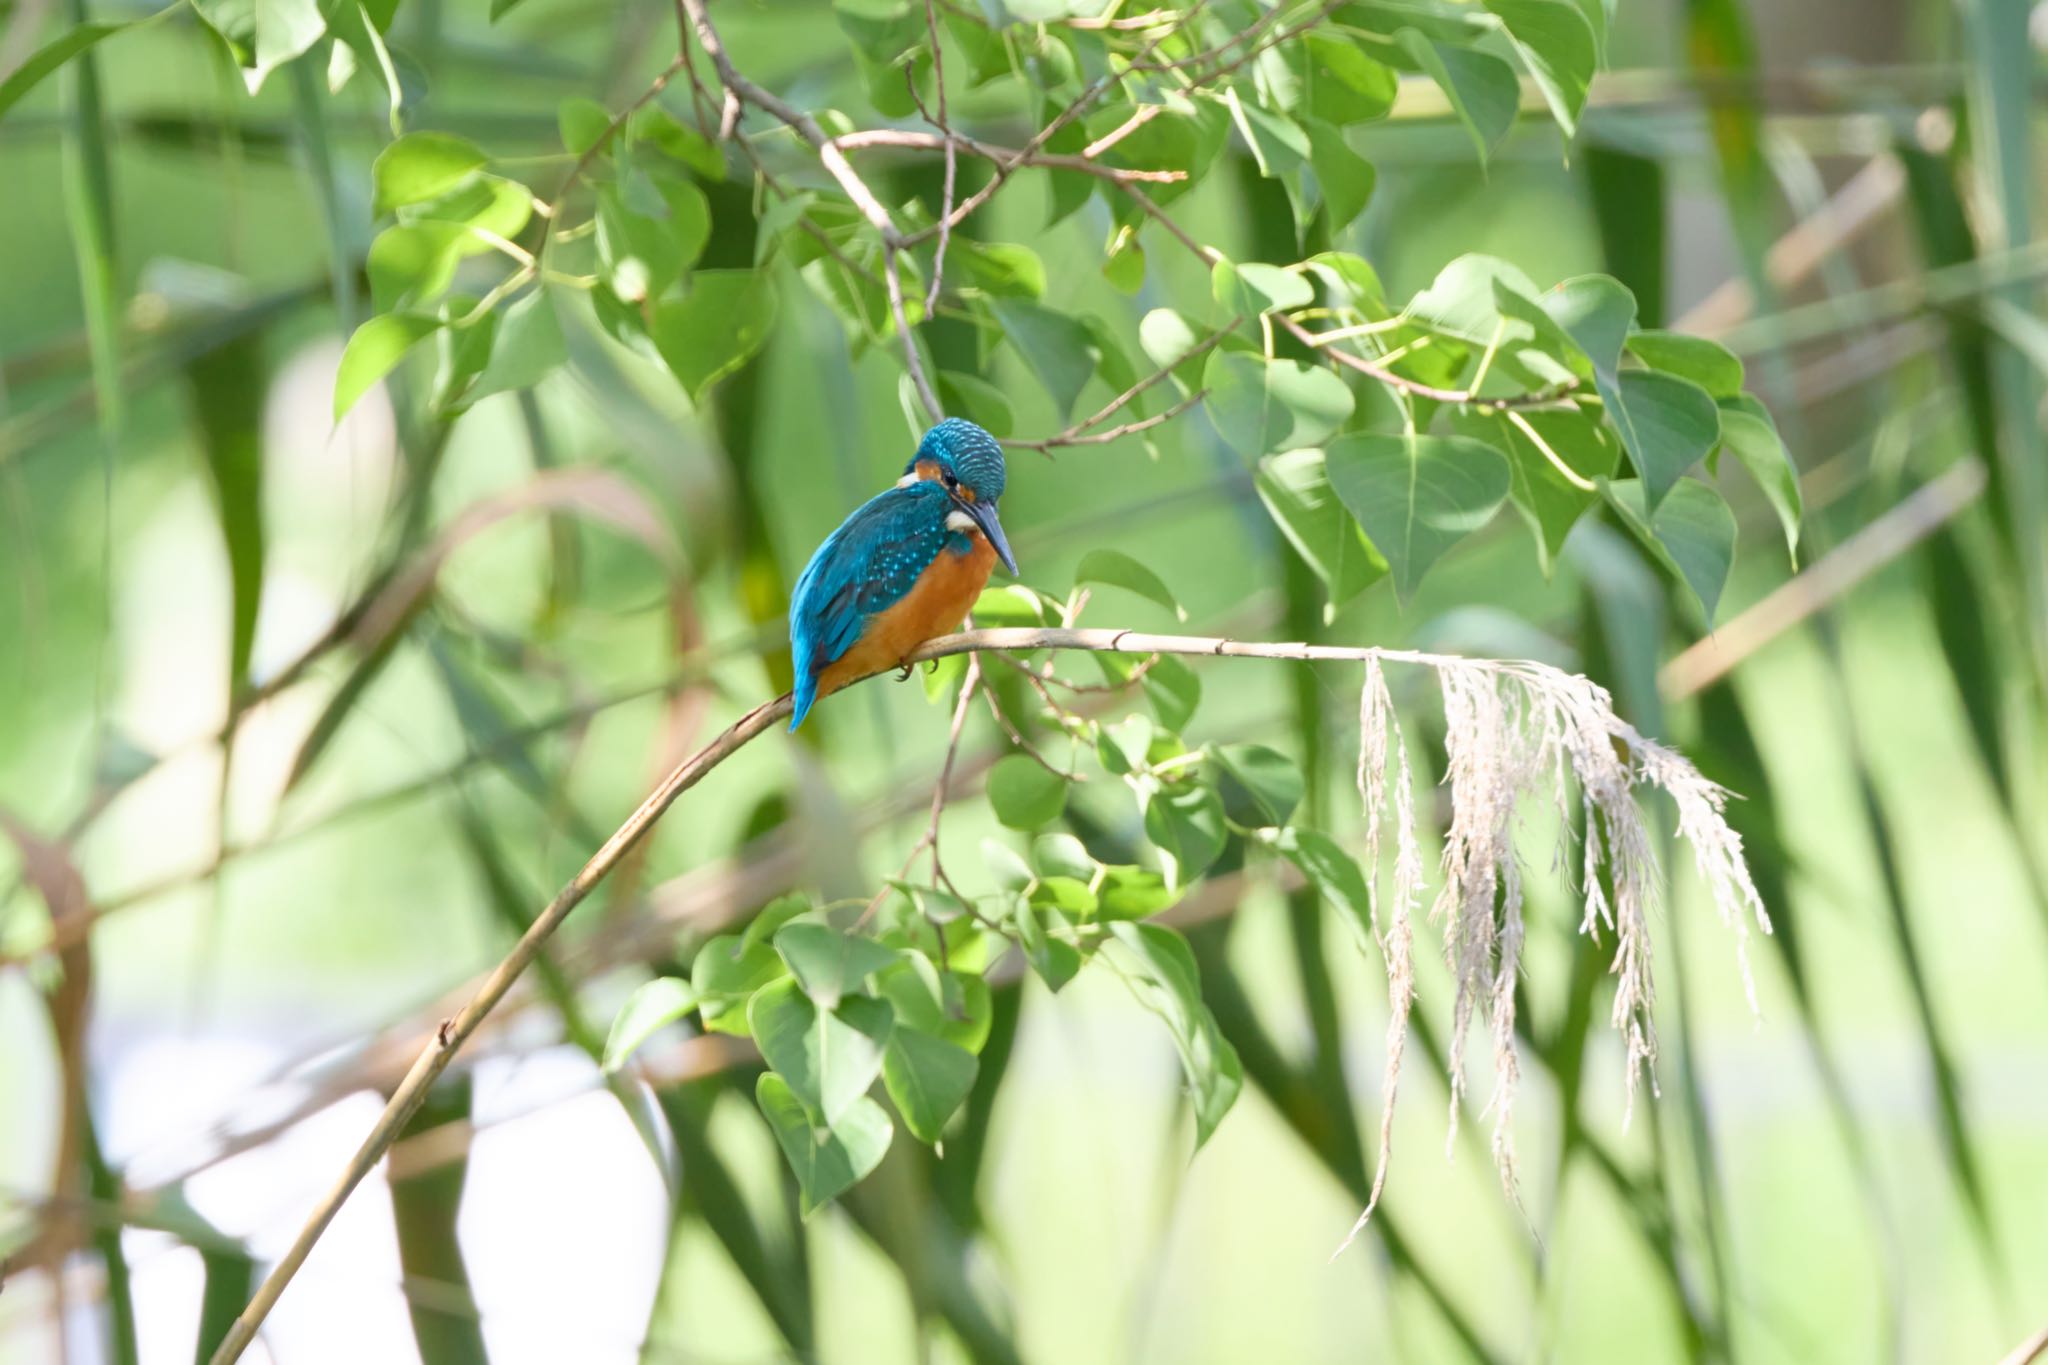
[[788, 671, 818, 731]]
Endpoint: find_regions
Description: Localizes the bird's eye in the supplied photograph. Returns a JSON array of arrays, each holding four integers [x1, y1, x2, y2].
[[943, 473, 959, 490]]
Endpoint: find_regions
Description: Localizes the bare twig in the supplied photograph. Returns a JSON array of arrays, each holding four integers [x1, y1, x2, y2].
[[894, 7, 1198, 250], [917, 0, 953, 316], [831, 128, 1186, 184], [678, 0, 941, 420], [1008, 389, 1208, 452], [1997, 1323, 2048, 1365]]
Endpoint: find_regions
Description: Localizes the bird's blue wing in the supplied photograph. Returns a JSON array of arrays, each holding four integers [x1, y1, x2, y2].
[[788, 482, 949, 728]]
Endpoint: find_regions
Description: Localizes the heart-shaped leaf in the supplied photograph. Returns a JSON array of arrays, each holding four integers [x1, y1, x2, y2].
[[748, 979, 894, 1124], [1324, 432, 1511, 602], [1203, 351, 1354, 456], [756, 1073, 892, 1216], [882, 1027, 979, 1143], [773, 923, 900, 1009]]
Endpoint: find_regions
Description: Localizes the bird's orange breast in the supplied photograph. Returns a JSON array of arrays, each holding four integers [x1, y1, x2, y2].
[[814, 533, 997, 700]]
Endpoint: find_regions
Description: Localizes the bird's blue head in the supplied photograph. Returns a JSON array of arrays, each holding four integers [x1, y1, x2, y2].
[[903, 417, 1018, 575]]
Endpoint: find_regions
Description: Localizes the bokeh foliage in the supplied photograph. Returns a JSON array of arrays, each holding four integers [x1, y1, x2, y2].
[[2, 0, 2047, 1362]]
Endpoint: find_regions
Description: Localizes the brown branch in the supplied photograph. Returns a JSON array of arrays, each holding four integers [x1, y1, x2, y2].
[[1008, 389, 1207, 452], [831, 128, 1186, 184], [894, 6, 1198, 249], [676, 0, 942, 421], [916, 0, 953, 316], [207, 624, 1513, 1360]]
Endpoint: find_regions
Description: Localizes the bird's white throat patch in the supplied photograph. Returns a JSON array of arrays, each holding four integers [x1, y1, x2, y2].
[[945, 509, 978, 533]]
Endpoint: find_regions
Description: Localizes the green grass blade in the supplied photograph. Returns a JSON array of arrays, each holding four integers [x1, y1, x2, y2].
[[61, 0, 122, 437], [653, 1078, 815, 1354], [389, 1075, 489, 1365], [184, 332, 269, 699]]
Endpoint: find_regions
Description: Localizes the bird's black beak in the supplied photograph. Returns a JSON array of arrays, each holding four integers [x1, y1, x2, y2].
[[964, 497, 1019, 576]]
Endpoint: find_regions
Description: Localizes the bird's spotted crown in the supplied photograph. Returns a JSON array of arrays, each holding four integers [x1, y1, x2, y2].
[[910, 417, 1006, 503]]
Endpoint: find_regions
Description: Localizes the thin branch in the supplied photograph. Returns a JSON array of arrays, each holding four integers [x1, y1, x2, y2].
[[832, 128, 1186, 184], [207, 623, 1604, 1361], [916, 0, 952, 316], [678, 0, 941, 420], [893, 6, 1198, 249], [1008, 389, 1207, 452]]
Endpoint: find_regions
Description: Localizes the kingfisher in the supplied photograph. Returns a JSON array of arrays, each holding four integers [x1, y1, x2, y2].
[[787, 418, 1019, 731]]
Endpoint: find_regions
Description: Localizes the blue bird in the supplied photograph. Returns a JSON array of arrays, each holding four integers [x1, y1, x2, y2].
[[788, 418, 1019, 730]]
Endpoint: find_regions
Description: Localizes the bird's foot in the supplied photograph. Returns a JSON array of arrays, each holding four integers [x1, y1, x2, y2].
[[895, 661, 915, 681]]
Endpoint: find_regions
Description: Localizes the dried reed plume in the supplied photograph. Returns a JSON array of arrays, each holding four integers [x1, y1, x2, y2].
[[1337, 654, 1771, 1253]]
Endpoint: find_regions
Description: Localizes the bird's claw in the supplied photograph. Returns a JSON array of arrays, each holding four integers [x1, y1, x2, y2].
[[895, 661, 915, 681]]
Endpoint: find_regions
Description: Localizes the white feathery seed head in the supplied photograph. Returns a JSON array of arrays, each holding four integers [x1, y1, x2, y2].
[[1335, 652, 1770, 1250]]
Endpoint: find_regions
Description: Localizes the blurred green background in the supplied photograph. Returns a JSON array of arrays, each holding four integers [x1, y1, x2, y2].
[[3, 0, 2048, 1361]]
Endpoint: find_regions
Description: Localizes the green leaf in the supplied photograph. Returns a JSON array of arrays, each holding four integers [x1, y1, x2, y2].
[[1227, 88, 1309, 179], [184, 333, 268, 695], [1397, 30, 1517, 168], [602, 978, 700, 1073], [652, 270, 778, 401], [936, 371, 1015, 436], [692, 934, 787, 1034], [1325, 432, 1511, 603], [1076, 548, 1185, 621], [1030, 831, 1093, 883], [987, 754, 1066, 829], [1031, 875, 1098, 917], [981, 837, 1035, 890], [1255, 449, 1388, 615], [1210, 258, 1314, 315], [756, 1073, 893, 1216], [557, 96, 611, 154], [1602, 477, 1736, 622], [1139, 308, 1221, 393], [634, 105, 728, 180], [1485, 0, 1596, 137], [372, 131, 487, 216], [1271, 828, 1374, 956], [876, 961, 992, 1052], [193, 0, 326, 92], [1304, 118, 1375, 232], [0, 19, 129, 123], [834, 0, 922, 64], [749, 980, 894, 1125], [956, 241, 1046, 298], [883, 1028, 979, 1144], [1142, 782, 1226, 890], [741, 894, 813, 953], [1012, 898, 1081, 992], [1211, 744, 1303, 827], [1108, 921, 1242, 1147], [1098, 865, 1180, 920], [334, 313, 439, 420], [1292, 31, 1397, 125], [466, 288, 565, 401], [1617, 370, 1720, 509], [991, 298, 1098, 419], [1203, 352, 1353, 457], [1626, 329, 1744, 397], [1717, 396, 1801, 561], [1144, 656, 1201, 732], [1484, 407, 1615, 573], [368, 223, 464, 312], [1097, 713, 1153, 776], [773, 923, 899, 1009]]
